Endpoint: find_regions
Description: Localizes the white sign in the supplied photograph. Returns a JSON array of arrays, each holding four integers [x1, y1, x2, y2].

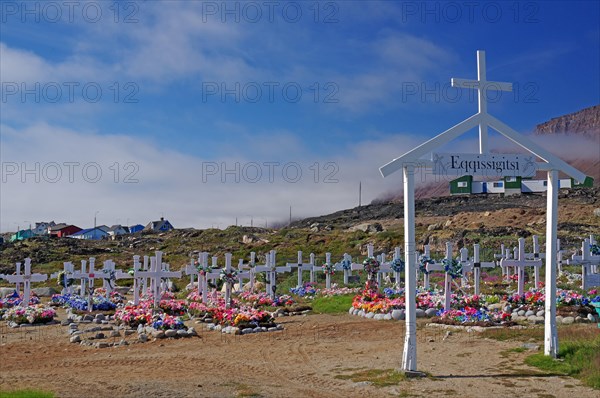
[[432, 153, 536, 177]]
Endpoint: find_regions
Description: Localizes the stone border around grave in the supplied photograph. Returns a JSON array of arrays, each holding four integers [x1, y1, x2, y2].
[[348, 307, 437, 321], [63, 311, 198, 348]]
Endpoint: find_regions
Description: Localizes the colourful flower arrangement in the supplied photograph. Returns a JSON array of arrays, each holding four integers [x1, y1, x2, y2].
[[51, 293, 117, 312], [196, 264, 213, 276], [340, 258, 352, 271], [390, 258, 405, 273], [159, 299, 188, 316], [0, 291, 40, 309], [419, 256, 434, 275], [435, 307, 511, 325], [362, 257, 380, 274], [504, 289, 545, 308], [114, 303, 153, 327], [152, 314, 186, 330], [289, 283, 318, 297], [56, 271, 74, 288], [4, 305, 56, 324], [237, 291, 295, 307], [220, 269, 238, 285], [443, 258, 462, 279], [322, 262, 335, 275]]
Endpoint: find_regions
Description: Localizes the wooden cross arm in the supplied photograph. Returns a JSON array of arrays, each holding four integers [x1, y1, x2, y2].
[[451, 78, 513, 91], [500, 259, 543, 268], [4, 274, 48, 283], [473, 261, 496, 268]]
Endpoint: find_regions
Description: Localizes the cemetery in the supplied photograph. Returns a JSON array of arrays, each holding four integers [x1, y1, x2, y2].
[[1, 51, 599, 397]]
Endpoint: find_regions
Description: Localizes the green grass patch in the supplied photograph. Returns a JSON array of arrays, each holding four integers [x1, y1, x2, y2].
[[311, 294, 355, 314], [334, 368, 407, 387], [0, 390, 55, 398], [525, 328, 600, 390]]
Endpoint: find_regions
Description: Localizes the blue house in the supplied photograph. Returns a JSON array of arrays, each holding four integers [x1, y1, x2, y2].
[[129, 224, 144, 233], [68, 227, 109, 240], [144, 217, 174, 233], [10, 229, 35, 242]]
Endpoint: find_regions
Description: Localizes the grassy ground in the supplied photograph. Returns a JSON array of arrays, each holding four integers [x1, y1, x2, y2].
[[0, 391, 55, 398], [484, 325, 600, 389], [311, 294, 355, 314]]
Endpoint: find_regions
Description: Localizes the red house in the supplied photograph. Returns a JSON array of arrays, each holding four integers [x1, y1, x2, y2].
[[50, 224, 82, 238]]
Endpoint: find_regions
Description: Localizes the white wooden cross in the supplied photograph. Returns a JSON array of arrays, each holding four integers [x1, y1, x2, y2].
[[287, 251, 315, 288], [500, 238, 542, 295], [200, 253, 220, 304], [129, 255, 143, 305], [51, 262, 75, 295], [135, 251, 182, 307], [567, 238, 600, 289], [255, 250, 279, 298], [472, 244, 495, 295], [451, 51, 513, 153], [421, 245, 443, 290], [336, 253, 352, 285], [272, 251, 291, 298], [495, 244, 512, 280], [236, 258, 251, 292], [184, 255, 200, 290], [556, 239, 565, 274], [235, 252, 256, 292], [457, 247, 474, 288], [223, 253, 234, 308], [391, 247, 403, 289], [101, 260, 117, 295], [376, 253, 394, 287], [442, 243, 454, 311], [524, 235, 544, 286], [324, 252, 334, 289], [3, 259, 47, 307], [74, 260, 88, 295]]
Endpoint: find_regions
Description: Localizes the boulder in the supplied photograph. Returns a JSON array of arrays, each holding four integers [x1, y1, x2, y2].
[[0, 288, 16, 298], [165, 330, 177, 338], [32, 287, 58, 297], [415, 309, 426, 318], [70, 335, 81, 343], [391, 309, 405, 321], [562, 316, 575, 325], [425, 308, 438, 317]]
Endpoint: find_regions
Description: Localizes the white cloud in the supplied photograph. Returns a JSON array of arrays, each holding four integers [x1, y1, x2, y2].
[[0, 123, 418, 232]]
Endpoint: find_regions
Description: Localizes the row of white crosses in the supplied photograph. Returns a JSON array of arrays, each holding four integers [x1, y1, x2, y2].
[[133, 251, 182, 307], [420, 243, 495, 298], [500, 237, 543, 296], [0, 259, 47, 307], [286, 251, 315, 288], [567, 236, 600, 290]]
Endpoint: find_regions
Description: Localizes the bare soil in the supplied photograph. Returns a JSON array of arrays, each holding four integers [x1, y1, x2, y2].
[[1, 310, 598, 398]]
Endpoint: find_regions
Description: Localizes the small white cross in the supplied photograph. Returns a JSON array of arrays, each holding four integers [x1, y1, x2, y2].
[[3, 259, 47, 306]]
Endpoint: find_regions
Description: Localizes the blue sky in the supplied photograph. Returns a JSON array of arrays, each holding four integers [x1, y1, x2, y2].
[[1, 1, 599, 232]]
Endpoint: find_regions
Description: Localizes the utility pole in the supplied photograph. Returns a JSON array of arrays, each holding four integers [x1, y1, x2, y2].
[[359, 181, 362, 207], [289, 206, 292, 226]]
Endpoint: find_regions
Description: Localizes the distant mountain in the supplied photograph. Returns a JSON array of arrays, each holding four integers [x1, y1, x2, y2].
[[533, 105, 600, 183], [534, 105, 600, 143]]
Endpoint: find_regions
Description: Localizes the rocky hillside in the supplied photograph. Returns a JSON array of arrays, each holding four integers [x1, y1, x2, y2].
[[535, 105, 600, 142], [2, 187, 597, 280]]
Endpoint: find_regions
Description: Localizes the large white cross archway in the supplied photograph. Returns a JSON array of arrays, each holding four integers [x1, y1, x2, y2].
[[379, 50, 586, 372]]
